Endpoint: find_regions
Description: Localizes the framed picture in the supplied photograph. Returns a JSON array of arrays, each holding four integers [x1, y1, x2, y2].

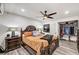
[[43, 24, 50, 32]]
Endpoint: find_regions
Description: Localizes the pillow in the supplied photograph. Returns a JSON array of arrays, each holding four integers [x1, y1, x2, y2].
[[24, 32, 32, 37], [32, 31, 40, 36]]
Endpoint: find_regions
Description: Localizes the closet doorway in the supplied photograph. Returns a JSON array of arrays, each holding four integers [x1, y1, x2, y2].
[[58, 20, 78, 54], [59, 20, 78, 42]]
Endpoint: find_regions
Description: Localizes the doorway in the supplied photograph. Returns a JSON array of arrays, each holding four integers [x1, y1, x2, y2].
[[58, 20, 78, 54]]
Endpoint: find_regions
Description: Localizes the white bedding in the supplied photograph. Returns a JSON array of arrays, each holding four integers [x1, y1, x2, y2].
[[0, 33, 7, 49], [0, 24, 8, 49]]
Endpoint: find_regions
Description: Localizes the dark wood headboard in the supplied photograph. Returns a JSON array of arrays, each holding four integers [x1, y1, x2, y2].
[[23, 25, 36, 32], [21, 25, 36, 40]]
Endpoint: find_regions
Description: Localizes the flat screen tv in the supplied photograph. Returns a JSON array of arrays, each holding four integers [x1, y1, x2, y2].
[[43, 24, 50, 32]]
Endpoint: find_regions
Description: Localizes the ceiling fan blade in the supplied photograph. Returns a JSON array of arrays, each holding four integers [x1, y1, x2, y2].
[[40, 11, 45, 15], [48, 17, 54, 19], [48, 12, 57, 16]]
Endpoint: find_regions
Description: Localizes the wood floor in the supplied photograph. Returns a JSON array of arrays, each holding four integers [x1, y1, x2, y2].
[[53, 40, 78, 55], [1, 40, 78, 55], [53, 46, 78, 55], [3, 47, 29, 55]]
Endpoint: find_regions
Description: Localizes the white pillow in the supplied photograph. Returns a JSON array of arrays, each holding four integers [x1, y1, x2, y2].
[[32, 31, 40, 36]]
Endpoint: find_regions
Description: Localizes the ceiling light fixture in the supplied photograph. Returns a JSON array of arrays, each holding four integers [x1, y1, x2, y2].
[[21, 8, 25, 12], [44, 16, 47, 19], [65, 11, 69, 14], [43, 16, 47, 20]]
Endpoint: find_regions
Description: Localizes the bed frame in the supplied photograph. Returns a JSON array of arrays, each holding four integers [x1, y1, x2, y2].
[[21, 25, 37, 54], [21, 25, 59, 55]]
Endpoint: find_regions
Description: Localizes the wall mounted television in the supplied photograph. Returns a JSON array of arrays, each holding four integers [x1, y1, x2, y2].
[[43, 24, 50, 32]]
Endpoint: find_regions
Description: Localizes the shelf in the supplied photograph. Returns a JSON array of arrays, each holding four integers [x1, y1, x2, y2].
[[7, 43, 20, 47], [7, 40, 19, 42]]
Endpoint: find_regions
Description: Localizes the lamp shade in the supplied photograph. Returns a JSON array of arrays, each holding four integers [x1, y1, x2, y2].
[[7, 27, 18, 31]]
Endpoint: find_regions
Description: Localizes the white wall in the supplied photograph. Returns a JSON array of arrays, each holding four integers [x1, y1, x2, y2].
[[42, 16, 79, 41], [1, 13, 79, 35], [55, 16, 79, 35], [42, 16, 79, 35], [0, 12, 43, 49], [42, 20, 58, 35], [0, 13, 43, 30], [0, 24, 8, 35]]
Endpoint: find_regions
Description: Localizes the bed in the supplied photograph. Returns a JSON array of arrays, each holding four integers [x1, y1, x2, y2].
[[21, 25, 49, 54], [22, 35, 48, 55], [21, 25, 59, 55]]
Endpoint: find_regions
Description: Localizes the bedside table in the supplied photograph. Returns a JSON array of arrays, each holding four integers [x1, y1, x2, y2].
[[5, 37, 21, 52]]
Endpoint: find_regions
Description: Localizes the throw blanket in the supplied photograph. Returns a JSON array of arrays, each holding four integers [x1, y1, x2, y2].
[[22, 35, 48, 55]]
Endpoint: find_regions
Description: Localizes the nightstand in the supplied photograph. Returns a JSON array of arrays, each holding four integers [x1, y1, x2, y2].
[[5, 36, 21, 52]]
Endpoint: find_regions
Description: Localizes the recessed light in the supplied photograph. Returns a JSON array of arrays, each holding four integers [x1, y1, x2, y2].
[[65, 11, 69, 14], [21, 8, 25, 12]]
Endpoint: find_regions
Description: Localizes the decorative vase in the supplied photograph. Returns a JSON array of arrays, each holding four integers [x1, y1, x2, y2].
[[12, 31, 15, 37]]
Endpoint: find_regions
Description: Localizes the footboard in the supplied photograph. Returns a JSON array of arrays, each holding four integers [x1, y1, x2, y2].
[[40, 37, 59, 55]]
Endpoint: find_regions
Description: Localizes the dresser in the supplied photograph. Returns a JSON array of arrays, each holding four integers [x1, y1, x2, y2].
[[5, 37, 21, 52]]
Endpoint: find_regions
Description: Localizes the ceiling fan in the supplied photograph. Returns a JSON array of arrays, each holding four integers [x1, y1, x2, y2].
[[40, 10, 57, 20]]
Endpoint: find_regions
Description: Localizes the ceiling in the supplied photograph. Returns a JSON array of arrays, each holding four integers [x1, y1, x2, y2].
[[4, 3, 79, 21]]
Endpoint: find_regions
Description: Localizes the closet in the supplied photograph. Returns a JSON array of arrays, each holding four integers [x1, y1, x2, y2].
[[59, 20, 78, 42]]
